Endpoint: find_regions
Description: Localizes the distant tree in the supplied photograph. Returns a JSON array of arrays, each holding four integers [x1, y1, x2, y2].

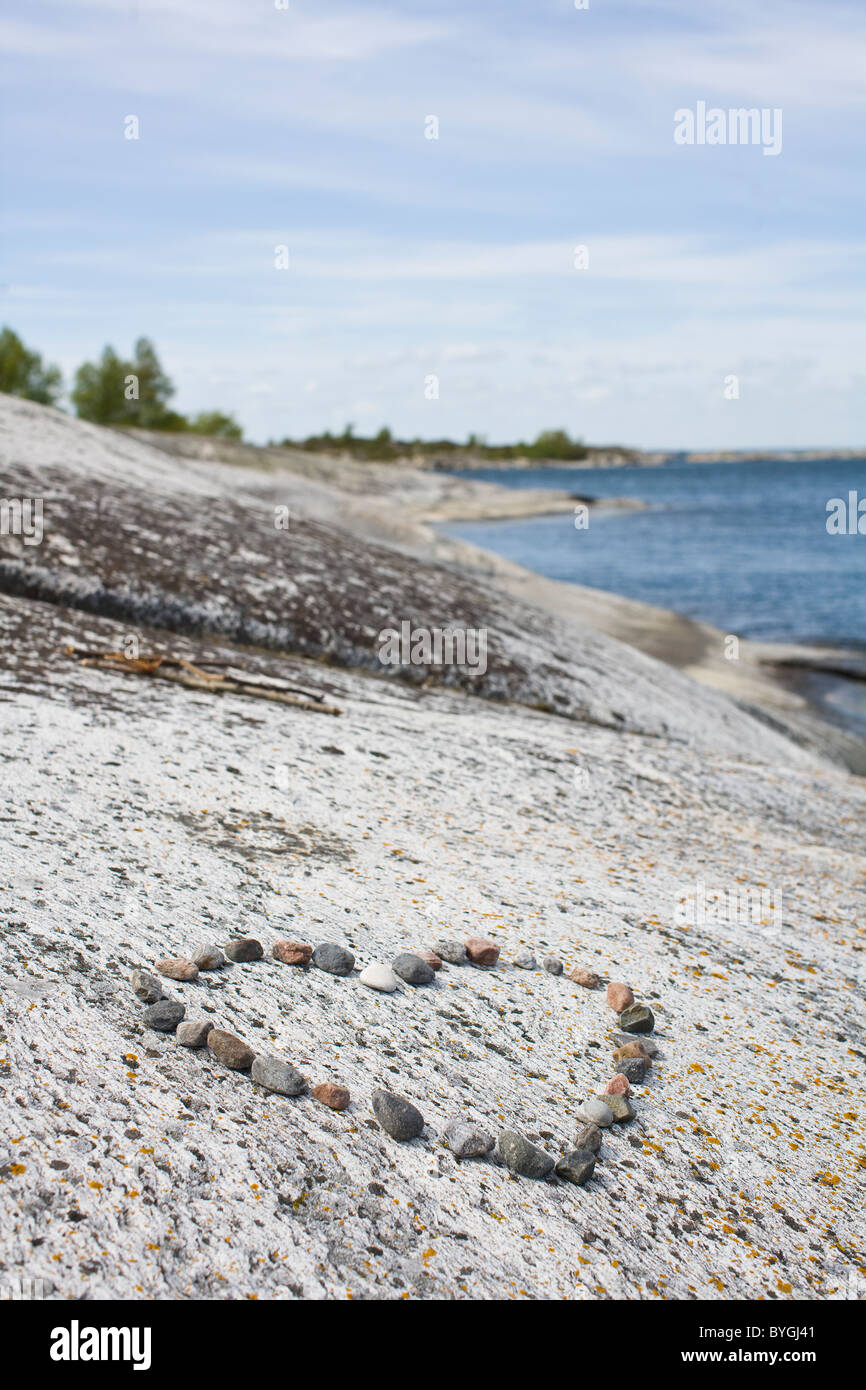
[[71, 337, 177, 428], [187, 410, 243, 439], [0, 326, 63, 406], [525, 428, 587, 461]]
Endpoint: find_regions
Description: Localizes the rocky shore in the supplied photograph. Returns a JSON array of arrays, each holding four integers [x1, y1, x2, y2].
[[0, 395, 863, 1301]]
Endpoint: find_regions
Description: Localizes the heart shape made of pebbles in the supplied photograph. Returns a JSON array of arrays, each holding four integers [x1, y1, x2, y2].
[[131, 932, 660, 1187]]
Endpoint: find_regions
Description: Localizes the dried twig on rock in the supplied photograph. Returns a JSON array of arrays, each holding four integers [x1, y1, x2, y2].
[[65, 646, 342, 715]]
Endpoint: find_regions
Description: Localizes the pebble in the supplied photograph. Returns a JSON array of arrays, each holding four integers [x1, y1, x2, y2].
[[359, 963, 400, 992], [618, 1056, 648, 1085], [555, 1150, 597, 1186], [392, 953, 435, 986], [156, 956, 199, 983], [224, 938, 264, 963], [207, 1028, 256, 1070], [606, 981, 635, 1013], [577, 1098, 614, 1127], [514, 950, 537, 969], [604, 1073, 631, 1097], [251, 1055, 307, 1096], [192, 944, 224, 971], [542, 955, 563, 976], [312, 1082, 350, 1111], [312, 942, 355, 976], [602, 1093, 636, 1123], [612, 1039, 653, 1067], [176, 1019, 214, 1048], [619, 1004, 655, 1034], [574, 1122, 603, 1154], [372, 1088, 424, 1142], [416, 949, 442, 971], [143, 999, 185, 1032], [132, 969, 164, 1005], [465, 936, 500, 967], [568, 966, 601, 988], [442, 1117, 495, 1159], [611, 1031, 657, 1056], [434, 941, 467, 965], [497, 1129, 555, 1179], [272, 941, 313, 967]]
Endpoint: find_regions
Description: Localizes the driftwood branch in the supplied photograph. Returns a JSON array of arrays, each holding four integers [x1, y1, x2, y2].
[[65, 647, 342, 715]]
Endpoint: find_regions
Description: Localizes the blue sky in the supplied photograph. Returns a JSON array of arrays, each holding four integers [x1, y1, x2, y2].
[[2, 0, 865, 447]]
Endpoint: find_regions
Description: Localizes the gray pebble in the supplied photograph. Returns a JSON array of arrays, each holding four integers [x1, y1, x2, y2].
[[131, 969, 163, 1005], [442, 1117, 495, 1159], [251, 1055, 307, 1097], [542, 955, 563, 976], [555, 1149, 597, 1186], [514, 950, 537, 970], [496, 1129, 555, 1179], [577, 1098, 614, 1127], [433, 940, 467, 966], [619, 1004, 655, 1034], [224, 938, 264, 963], [574, 1122, 603, 1154], [192, 944, 224, 971], [176, 1019, 214, 1048], [603, 1093, 636, 1123], [312, 942, 355, 976], [391, 952, 435, 986], [143, 999, 185, 1032], [619, 1056, 648, 1085], [372, 1088, 424, 1142]]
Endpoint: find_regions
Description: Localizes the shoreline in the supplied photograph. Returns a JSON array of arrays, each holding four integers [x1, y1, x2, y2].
[[125, 424, 866, 772]]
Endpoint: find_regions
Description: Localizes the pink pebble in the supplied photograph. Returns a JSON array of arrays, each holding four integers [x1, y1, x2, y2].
[[604, 1073, 631, 1097], [606, 982, 635, 1013]]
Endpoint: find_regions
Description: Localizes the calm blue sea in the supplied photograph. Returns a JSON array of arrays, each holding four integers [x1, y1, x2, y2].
[[443, 457, 866, 734]]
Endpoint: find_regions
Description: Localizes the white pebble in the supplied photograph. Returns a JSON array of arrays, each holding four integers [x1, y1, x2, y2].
[[577, 1098, 614, 1127], [359, 963, 400, 993]]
